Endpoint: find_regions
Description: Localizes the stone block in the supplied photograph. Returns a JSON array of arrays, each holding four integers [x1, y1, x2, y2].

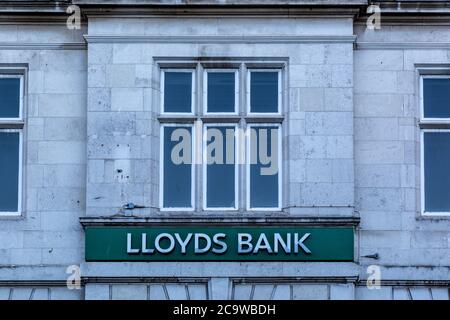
[[298, 88, 324, 111], [355, 141, 404, 164], [43, 118, 86, 141], [111, 284, 147, 300], [355, 164, 400, 188], [306, 159, 332, 183], [324, 88, 353, 111], [355, 117, 398, 141], [85, 284, 110, 300], [88, 64, 106, 88], [111, 88, 144, 112], [306, 112, 353, 136], [357, 187, 403, 212], [330, 284, 354, 300], [292, 284, 328, 300], [354, 71, 397, 94], [356, 286, 392, 300], [326, 136, 353, 159], [38, 141, 86, 164], [38, 94, 86, 118], [355, 50, 403, 71]]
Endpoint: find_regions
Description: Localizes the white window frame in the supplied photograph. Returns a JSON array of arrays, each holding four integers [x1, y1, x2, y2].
[[420, 129, 450, 217], [203, 69, 239, 115], [160, 69, 196, 115], [0, 129, 23, 216], [202, 123, 238, 211], [158, 62, 284, 213], [0, 73, 24, 216], [159, 123, 195, 212], [246, 69, 282, 116], [0, 74, 23, 121], [420, 74, 450, 216], [245, 123, 282, 211], [420, 75, 450, 123]]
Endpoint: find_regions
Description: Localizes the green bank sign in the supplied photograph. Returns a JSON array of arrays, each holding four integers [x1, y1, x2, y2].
[[85, 226, 354, 262]]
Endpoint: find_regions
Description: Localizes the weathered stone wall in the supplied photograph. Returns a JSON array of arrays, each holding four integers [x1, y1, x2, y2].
[[0, 23, 87, 299], [354, 23, 450, 298], [0, 6, 449, 300]]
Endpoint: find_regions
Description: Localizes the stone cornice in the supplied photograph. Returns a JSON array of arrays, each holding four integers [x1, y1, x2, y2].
[[356, 41, 450, 49], [84, 34, 357, 44], [79, 216, 361, 227], [0, 1, 70, 13], [371, 0, 450, 13], [79, 5, 363, 18], [356, 279, 450, 287], [0, 1, 366, 19], [1, 1, 450, 23], [0, 42, 86, 50]]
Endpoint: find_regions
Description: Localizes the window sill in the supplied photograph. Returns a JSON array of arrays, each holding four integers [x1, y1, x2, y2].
[[418, 213, 450, 220], [0, 212, 24, 220]]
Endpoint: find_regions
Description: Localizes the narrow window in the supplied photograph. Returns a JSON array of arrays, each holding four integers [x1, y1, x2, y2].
[[0, 77, 21, 119], [205, 71, 237, 113], [161, 125, 193, 209], [204, 125, 237, 209], [248, 70, 281, 114], [422, 78, 450, 119], [423, 131, 450, 213], [0, 74, 23, 215], [421, 75, 450, 216], [162, 71, 194, 113], [247, 125, 281, 210]]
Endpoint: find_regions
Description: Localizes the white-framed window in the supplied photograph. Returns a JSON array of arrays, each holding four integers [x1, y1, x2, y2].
[[160, 69, 196, 115], [0, 73, 24, 216], [159, 123, 195, 211], [202, 123, 238, 211], [159, 62, 284, 212], [420, 74, 450, 216], [246, 69, 282, 115], [203, 69, 239, 115], [246, 123, 282, 211]]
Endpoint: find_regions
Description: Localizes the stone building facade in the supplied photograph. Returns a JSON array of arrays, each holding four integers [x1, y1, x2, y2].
[[0, 0, 449, 300]]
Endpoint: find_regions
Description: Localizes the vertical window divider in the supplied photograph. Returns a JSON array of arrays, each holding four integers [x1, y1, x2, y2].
[[240, 63, 248, 212], [196, 63, 204, 212]]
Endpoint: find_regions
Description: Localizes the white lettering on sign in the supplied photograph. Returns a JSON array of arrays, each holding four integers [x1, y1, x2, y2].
[[126, 232, 312, 256], [141, 233, 154, 254], [294, 233, 311, 254], [194, 233, 211, 254], [237, 233, 311, 255], [127, 233, 140, 254], [155, 233, 176, 253], [175, 233, 193, 254]]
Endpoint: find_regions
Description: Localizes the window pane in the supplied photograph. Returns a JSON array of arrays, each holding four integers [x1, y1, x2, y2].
[[249, 126, 279, 208], [250, 71, 279, 113], [206, 126, 235, 208], [163, 126, 192, 208], [207, 72, 235, 113], [424, 132, 450, 212], [423, 78, 450, 118], [163, 72, 192, 113], [0, 78, 21, 118], [0, 131, 20, 212]]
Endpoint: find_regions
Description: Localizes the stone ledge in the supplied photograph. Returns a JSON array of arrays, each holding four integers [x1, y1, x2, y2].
[[79, 215, 361, 227], [81, 261, 360, 278]]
